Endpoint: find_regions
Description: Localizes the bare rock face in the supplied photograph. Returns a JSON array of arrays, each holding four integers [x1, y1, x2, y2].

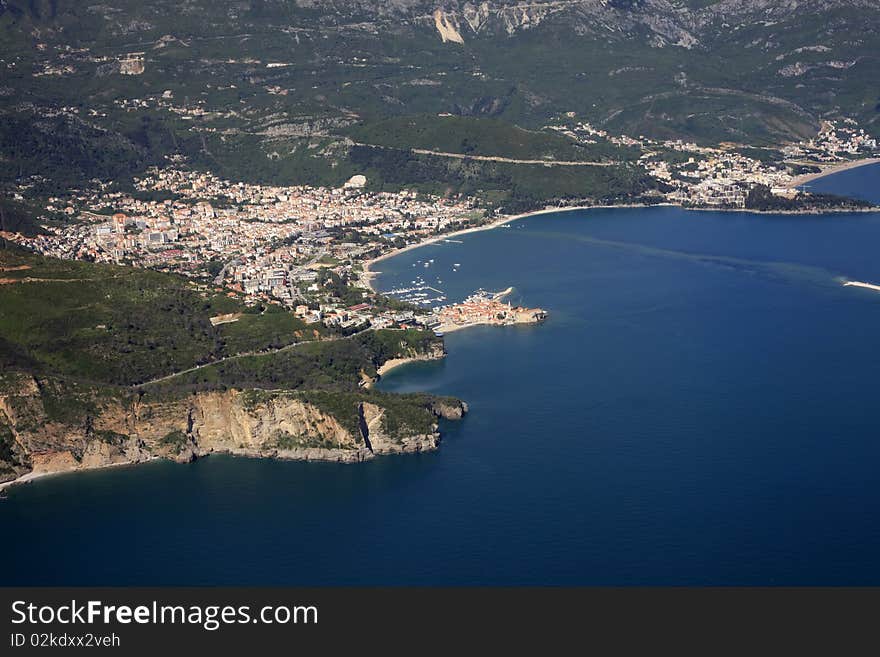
[[434, 8, 465, 43], [29, 450, 79, 476], [430, 399, 469, 420], [79, 436, 151, 470], [0, 378, 464, 486], [359, 401, 387, 449], [358, 401, 440, 454], [189, 391, 357, 455]]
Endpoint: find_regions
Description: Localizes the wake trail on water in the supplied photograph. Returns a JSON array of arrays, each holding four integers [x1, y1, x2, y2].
[[526, 230, 852, 292]]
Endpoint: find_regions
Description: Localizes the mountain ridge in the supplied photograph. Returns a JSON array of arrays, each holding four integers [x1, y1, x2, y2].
[[1, 0, 877, 203]]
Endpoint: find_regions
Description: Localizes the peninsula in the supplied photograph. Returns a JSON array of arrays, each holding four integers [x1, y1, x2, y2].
[[0, 247, 467, 491], [434, 291, 548, 334]]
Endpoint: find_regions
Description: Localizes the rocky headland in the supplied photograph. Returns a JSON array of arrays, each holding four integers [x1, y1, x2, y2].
[[0, 371, 467, 490]]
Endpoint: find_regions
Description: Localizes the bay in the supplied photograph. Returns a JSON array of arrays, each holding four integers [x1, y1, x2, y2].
[[3, 164, 880, 585]]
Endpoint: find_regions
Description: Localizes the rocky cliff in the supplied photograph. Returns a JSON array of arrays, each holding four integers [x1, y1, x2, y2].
[[0, 374, 467, 487], [286, 0, 874, 47]]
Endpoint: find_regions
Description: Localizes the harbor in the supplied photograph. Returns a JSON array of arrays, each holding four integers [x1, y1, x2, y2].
[[384, 271, 447, 307]]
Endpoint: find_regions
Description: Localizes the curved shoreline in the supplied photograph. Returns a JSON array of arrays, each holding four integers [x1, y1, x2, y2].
[[376, 357, 427, 378], [362, 203, 665, 291], [363, 197, 880, 292], [786, 157, 880, 189]]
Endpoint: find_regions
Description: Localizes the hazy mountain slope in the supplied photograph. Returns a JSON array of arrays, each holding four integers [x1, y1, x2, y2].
[[0, 0, 877, 192]]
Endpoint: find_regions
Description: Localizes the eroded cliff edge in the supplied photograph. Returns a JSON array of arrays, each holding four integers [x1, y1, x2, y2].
[[0, 371, 467, 486]]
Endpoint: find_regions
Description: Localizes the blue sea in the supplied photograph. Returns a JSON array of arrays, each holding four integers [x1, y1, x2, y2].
[[3, 165, 880, 585]]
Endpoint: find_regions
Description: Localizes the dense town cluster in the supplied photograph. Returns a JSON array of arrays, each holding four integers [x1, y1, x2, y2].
[[434, 291, 547, 334], [644, 150, 793, 207], [4, 168, 485, 331], [550, 118, 878, 208], [4, 111, 876, 338], [782, 119, 878, 161]]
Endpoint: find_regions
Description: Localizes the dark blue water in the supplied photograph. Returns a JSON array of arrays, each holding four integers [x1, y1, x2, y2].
[[3, 165, 880, 585], [807, 162, 880, 204]]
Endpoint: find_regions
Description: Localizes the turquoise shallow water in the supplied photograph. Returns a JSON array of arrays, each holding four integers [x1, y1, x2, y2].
[[2, 165, 880, 585]]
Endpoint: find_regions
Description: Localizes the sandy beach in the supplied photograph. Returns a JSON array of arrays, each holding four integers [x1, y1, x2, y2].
[[786, 157, 880, 189], [0, 457, 160, 493], [363, 355, 444, 386], [376, 357, 423, 377], [0, 469, 55, 493]]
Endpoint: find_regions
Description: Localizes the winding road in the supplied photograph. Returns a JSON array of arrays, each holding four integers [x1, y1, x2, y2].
[[353, 142, 620, 167]]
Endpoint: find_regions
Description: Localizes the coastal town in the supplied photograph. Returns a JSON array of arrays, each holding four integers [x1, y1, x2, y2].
[[434, 290, 547, 334], [549, 116, 878, 208], [3, 167, 496, 333], [3, 161, 550, 336], [2, 119, 877, 331]]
